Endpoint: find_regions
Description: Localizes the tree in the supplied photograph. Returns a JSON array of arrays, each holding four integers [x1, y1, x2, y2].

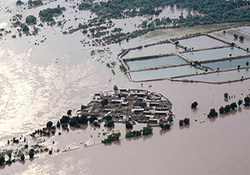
[[224, 93, 228, 99], [69, 116, 80, 127], [159, 123, 171, 130], [233, 34, 238, 39], [184, 118, 190, 125], [79, 114, 88, 124], [219, 106, 225, 114], [56, 121, 60, 128], [105, 115, 112, 121], [102, 132, 121, 143], [231, 102, 237, 110], [26, 15, 37, 24], [244, 96, 250, 106], [105, 120, 114, 127], [191, 101, 198, 108], [89, 115, 97, 123], [20, 153, 25, 161], [22, 25, 29, 32], [113, 85, 118, 92], [239, 36, 244, 41], [179, 119, 184, 126], [16, 0, 23, 5], [142, 126, 153, 135], [46, 121, 53, 129], [101, 99, 108, 107], [67, 109, 72, 116], [60, 115, 70, 123], [0, 153, 5, 165], [6, 150, 12, 162], [238, 99, 243, 107], [125, 121, 133, 129], [207, 108, 218, 118], [224, 105, 231, 113], [29, 149, 34, 159]]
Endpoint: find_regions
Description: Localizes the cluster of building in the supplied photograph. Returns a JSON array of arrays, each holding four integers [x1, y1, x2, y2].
[[78, 89, 173, 126]]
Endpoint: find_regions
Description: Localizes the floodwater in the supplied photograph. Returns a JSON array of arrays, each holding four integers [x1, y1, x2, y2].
[[178, 35, 227, 50], [1, 0, 250, 174], [182, 47, 248, 62], [123, 43, 182, 59], [2, 81, 250, 175], [202, 57, 250, 70], [126, 55, 187, 70], [174, 69, 250, 83], [130, 65, 203, 81]]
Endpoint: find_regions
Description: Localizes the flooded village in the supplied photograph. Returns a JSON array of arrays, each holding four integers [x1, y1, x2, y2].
[[81, 89, 173, 126], [0, 0, 250, 174]]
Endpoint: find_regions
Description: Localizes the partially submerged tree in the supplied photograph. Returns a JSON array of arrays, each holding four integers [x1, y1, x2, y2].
[[191, 101, 198, 108]]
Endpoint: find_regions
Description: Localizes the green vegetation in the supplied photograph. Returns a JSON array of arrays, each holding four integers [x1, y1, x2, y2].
[[79, 3, 92, 10], [119, 64, 127, 73], [125, 130, 141, 138], [28, 0, 42, 7], [39, 6, 66, 22], [16, 0, 23, 5], [22, 25, 29, 32], [159, 123, 171, 130], [26, 15, 37, 24], [191, 101, 198, 109], [101, 132, 121, 143], [142, 125, 153, 135]]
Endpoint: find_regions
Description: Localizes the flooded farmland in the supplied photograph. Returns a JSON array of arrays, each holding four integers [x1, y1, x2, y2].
[[126, 55, 187, 70], [178, 35, 227, 50], [130, 65, 203, 81], [181, 47, 248, 62]]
